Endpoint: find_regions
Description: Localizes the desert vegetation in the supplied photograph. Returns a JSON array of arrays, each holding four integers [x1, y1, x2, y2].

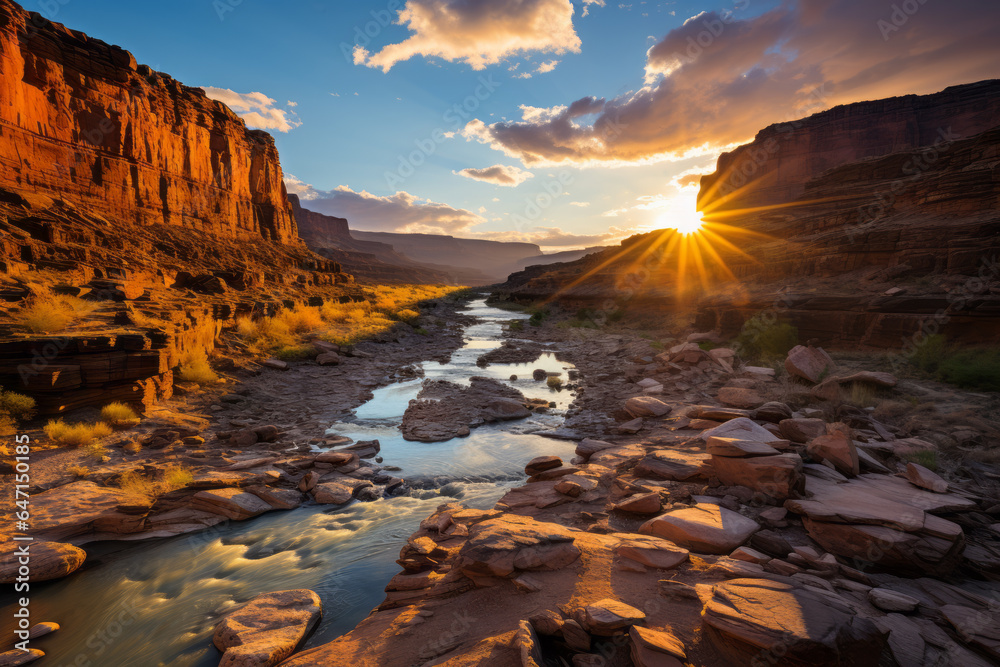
[[908, 334, 1000, 391], [117, 465, 194, 505], [234, 284, 460, 357], [101, 402, 141, 429], [0, 386, 35, 435], [13, 287, 97, 334], [43, 419, 113, 447]]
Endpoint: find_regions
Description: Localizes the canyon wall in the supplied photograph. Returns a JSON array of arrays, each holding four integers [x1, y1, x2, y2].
[[0, 0, 297, 243], [499, 81, 1000, 348]]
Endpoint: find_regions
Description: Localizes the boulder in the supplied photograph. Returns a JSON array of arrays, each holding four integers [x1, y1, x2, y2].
[[711, 453, 804, 501], [314, 450, 355, 466], [807, 432, 859, 477], [784, 345, 836, 384], [639, 504, 758, 554], [315, 352, 340, 366], [213, 589, 322, 666], [515, 619, 544, 667], [718, 387, 765, 409], [457, 515, 580, 578], [0, 541, 87, 584], [634, 450, 709, 481], [262, 359, 289, 371], [703, 579, 884, 666], [525, 456, 563, 476], [905, 463, 948, 493], [624, 396, 672, 418], [754, 401, 792, 423]]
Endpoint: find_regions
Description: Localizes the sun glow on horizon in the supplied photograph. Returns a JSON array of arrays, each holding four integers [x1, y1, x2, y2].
[[660, 208, 705, 235]]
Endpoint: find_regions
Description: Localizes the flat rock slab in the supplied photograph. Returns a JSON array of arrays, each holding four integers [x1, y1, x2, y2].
[[28, 481, 127, 541], [702, 417, 776, 443], [0, 541, 86, 584], [905, 463, 948, 493], [624, 396, 673, 418], [214, 589, 322, 667], [634, 450, 710, 481], [703, 578, 884, 666], [457, 515, 580, 578], [639, 504, 758, 554], [191, 488, 273, 520], [581, 598, 646, 635], [629, 625, 686, 666], [0, 649, 45, 666], [614, 534, 689, 570], [706, 436, 780, 458]]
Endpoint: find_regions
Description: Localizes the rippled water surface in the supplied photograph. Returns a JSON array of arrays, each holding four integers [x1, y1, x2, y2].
[[4, 299, 577, 666]]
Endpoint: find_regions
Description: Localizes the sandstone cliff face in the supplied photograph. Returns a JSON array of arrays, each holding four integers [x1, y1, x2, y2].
[[698, 80, 1000, 216], [499, 81, 1000, 347], [0, 0, 297, 243]]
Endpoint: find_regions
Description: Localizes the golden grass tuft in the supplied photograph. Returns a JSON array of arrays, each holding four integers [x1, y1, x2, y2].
[[67, 465, 90, 478], [15, 289, 97, 333], [177, 351, 220, 385], [122, 440, 142, 455], [44, 420, 113, 447], [117, 465, 194, 504], [236, 285, 460, 353], [100, 402, 141, 429]]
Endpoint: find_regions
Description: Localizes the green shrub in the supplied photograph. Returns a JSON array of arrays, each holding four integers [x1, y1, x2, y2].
[[508, 320, 524, 332], [528, 309, 549, 326], [734, 313, 798, 363], [0, 388, 36, 423], [904, 449, 938, 471], [908, 334, 947, 373], [937, 348, 1000, 392]]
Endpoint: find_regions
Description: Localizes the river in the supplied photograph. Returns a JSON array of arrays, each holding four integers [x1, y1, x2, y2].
[[10, 298, 578, 666]]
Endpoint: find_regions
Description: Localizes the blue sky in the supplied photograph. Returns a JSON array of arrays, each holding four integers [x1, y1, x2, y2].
[[39, 0, 1000, 250]]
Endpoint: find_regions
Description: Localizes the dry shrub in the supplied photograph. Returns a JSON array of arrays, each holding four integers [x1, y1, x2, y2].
[[118, 465, 194, 504], [15, 289, 96, 333], [44, 420, 113, 447], [67, 465, 90, 478], [177, 351, 219, 384], [101, 402, 140, 429]]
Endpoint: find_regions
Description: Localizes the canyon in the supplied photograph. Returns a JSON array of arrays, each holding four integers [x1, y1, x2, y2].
[[0, 1, 998, 667], [500, 80, 1000, 348]]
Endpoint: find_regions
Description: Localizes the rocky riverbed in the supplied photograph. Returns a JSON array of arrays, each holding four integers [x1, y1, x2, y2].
[[3, 296, 1000, 667]]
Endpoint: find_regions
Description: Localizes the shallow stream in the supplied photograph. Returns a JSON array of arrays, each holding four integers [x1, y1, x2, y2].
[[8, 298, 577, 666]]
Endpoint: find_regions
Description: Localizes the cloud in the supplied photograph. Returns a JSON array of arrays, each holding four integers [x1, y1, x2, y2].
[[201, 87, 301, 132], [569, 201, 591, 207], [536, 59, 560, 73], [473, 224, 631, 247], [353, 0, 584, 72], [283, 177, 484, 234], [463, 0, 1000, 166], [455, 164, 535, 186]]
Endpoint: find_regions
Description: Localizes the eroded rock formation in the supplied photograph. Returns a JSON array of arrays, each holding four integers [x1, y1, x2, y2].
[[0, 0, 297, 242]]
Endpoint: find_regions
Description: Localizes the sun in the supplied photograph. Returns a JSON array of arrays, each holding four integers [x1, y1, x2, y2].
[[661, 209, 705, 235]]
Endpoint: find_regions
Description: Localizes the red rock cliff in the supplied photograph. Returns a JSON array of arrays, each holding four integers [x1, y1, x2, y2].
[[0, 0, 298, 243]]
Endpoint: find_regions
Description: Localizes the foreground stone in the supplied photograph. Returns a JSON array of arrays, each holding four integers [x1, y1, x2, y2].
[[785, 345, 836, 384], [0, 541, 86, 584], [629, 626, 686, 667], [581, 598, 646, 635], [457, 515, 581, 579], [190, 489, 273, 520], [214, 589, 322, 666], [639, 504, 758, 554], [704, 578, 884, 666], [905, 462, 948, 493], [624, 396, 672, 418]]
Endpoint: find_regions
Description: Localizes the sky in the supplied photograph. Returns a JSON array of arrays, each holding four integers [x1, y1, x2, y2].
[[41, 0, 1000, 251]]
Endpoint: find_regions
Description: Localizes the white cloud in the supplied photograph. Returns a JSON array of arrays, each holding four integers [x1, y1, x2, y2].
[[464, 0, 1000, 166], [536, 59, 560, 73], [353, 0, 585, 72], [455, 164, 535, 187], [201, 87, 301, 132], [473, 223, 632, 248], [569, 201, 591, 207], [283, 177, 484, 234]]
